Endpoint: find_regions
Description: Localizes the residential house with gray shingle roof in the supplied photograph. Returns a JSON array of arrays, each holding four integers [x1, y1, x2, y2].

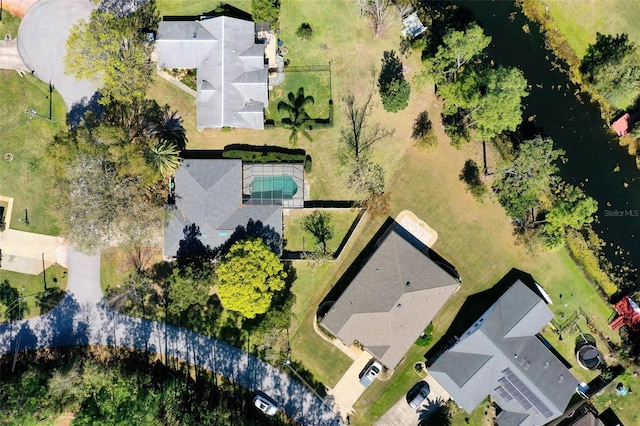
[[156, 15, 268, 129], [320, 222, 460, 369], [164, 159, 299, 257], [429, 280, 579, 426]]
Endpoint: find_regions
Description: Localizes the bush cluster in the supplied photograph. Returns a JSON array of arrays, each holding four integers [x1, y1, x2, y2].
[[222, 150, 306, 163]]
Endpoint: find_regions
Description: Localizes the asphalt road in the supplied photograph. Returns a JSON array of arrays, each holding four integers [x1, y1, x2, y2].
[[0, 248, 343, 425], [17, 0, 98, 108]]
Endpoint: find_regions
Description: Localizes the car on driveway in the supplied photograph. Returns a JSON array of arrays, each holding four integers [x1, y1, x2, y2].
[[407, 381, 431, 409], [253, 394, 278, 416], [360, 361, 383, 387]]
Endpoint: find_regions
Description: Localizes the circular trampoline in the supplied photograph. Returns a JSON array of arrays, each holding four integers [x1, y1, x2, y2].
[[576, 344, 602, 370]]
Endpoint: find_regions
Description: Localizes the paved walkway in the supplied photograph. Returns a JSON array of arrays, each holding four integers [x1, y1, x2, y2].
[[0, 196, 67, 274], [17, 0, 98, 108], [0, 37, 28, 71], [0, 249, 343, 425]]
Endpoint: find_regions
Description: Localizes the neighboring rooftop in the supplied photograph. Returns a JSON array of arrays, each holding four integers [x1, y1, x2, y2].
[[320, 221, 460, 369], [401, 12, 427, 38], [164, 159, 295, 257], [429, 280, 579, 426], [612, 113, 630, 137], [156, 15, 268, 129]]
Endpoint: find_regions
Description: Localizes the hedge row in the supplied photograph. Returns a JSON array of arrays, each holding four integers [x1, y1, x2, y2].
[[222, 150, 306, 163]]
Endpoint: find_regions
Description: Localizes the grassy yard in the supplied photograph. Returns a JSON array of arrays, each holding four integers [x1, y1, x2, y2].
[[593, 370, 640, 426], [267, 69, 332, 122], [0, 71, 67, 235], [0, 9, 21, 39], [0, 265, 68, 321], [149, 1, 622, 424], [283, 208, 361, 254], [542, 0, 640, 58], [156, 0, 251, 16]]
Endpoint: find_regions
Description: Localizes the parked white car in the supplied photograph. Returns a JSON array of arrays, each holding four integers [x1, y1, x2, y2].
[[253, 394, 278, 416], [360, 361, 383, 387]]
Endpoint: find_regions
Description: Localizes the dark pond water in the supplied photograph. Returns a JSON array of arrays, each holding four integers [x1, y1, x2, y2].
[[453, 0, 640, 269]]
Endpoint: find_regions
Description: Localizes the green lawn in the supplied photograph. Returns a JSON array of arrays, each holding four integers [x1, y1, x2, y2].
[[593, 370, 640, 426], [542, 0, 640, 58], [150, 1, 622, 423], [267, 70, 332, 122], [0, 265, 68, 321], [155, 0, 251, 16], [0, 9, 21, 39], [283, 208, 360, 254], [0, 71, 67, 235]]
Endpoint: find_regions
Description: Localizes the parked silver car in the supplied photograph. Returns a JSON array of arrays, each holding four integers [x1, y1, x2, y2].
[[253, 394, 278, 416], [360, 361, 383, 387], [407, 381, 431, 409]]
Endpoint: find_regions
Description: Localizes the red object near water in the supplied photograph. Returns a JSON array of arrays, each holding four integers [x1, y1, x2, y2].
[[610, 296, 640, 331]]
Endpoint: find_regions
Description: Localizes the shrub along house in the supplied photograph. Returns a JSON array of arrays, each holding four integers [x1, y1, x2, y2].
[[164, 158, 304, 258], [429, 280, 579, 426], [320, 221, 460, 369]]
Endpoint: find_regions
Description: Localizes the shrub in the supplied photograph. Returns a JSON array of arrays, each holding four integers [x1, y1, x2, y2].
[[416, 130, 438, 151], [412, 111, 438, 151], [304, 154, 312, 172], [379, 50, 410, 112], [222, 149, 306, 163], [221, 126, 232, 132], [459, 159, 487, 199], [296, 22, 313, 39], [415, 323, 435, 347]]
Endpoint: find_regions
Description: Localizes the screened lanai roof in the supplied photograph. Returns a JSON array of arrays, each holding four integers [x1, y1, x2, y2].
[[242, 162, 305, 208]]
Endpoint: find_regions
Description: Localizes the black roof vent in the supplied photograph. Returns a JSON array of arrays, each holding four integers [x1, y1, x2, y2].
[[406, 281, 411, 287]]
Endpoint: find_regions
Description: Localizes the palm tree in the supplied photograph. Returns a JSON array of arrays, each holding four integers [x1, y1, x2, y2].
[[277, 87, 315, 147], [153, 110, 187, 151], [146, 141, 181, 177]]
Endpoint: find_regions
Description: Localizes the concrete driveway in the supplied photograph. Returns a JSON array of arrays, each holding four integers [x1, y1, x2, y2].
[[17, 0, 98, 108], [373, 372, 450, 426], [327, 350, 372, 419]]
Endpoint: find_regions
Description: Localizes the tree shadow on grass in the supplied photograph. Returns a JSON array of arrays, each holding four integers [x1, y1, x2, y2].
[[36, 288, 65, 316]]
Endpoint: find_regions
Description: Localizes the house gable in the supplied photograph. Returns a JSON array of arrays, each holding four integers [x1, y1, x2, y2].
[[429, 281, 579, 426], [156, 15, 268, 129], [320, 222, 460, 368]]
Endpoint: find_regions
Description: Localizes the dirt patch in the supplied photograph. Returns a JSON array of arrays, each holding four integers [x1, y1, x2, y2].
[[3, 0, 39, 18]]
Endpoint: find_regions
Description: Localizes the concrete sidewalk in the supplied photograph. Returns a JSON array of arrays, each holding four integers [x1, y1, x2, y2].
[[0, 230, 67, 274], [0, 37, 28, 71]]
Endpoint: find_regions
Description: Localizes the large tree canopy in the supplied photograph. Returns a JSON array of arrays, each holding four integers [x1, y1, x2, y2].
[[65, 3, 159, 104], [580, 32, 640, 108], [47, 125, 165, 253], [422, 23, 491, 84], [493, 137, 564, 219], [216, 239, 286, 319], [439, 65, 528, 141]]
